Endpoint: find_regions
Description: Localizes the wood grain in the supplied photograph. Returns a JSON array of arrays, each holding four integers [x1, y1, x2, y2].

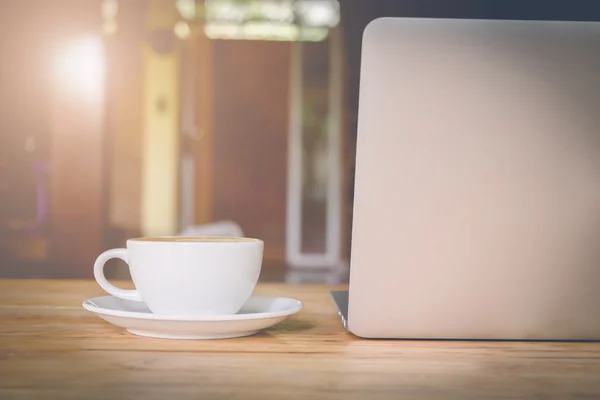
[[193, 28, 214, 226], [212, 40, 291, 263], [47, 1, 106, 278], [105, 0, 145, 233], [0, 280, 599, 399]]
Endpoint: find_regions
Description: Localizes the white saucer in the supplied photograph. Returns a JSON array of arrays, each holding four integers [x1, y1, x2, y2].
[[82, 295, 303, 340]]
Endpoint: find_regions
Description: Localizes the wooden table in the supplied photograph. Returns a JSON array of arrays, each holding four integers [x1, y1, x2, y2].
[[1, 280, 599, 399]]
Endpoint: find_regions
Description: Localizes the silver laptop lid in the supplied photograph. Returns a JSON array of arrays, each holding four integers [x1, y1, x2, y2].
[[348, 17, 600, 339]]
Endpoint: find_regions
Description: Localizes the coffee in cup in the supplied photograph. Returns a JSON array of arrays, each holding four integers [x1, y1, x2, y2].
[[93, 237, 263, 316]]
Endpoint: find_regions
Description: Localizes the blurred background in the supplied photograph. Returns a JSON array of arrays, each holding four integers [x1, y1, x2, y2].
[[0, 0, 359, 282], [1, 0, 597, 282]]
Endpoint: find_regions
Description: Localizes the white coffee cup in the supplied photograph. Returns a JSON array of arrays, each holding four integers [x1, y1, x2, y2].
[[93, 237, 263, 315]]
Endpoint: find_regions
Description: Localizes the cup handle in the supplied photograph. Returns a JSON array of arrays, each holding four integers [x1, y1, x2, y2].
[[93, 248, 142, 302]]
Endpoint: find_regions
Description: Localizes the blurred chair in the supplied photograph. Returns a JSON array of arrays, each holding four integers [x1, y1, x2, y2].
[[179, 221, 244, 238]]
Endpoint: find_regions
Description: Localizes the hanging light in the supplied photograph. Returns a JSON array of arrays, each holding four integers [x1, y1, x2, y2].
[[295, 0, 339, 27], [174, 21, 192, 40], [54, 36, 105, 98], [175, 0, 197, 20], [204, 0, 340, 41]]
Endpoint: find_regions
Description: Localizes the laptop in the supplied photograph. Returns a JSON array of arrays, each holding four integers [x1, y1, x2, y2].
[[335, 17, 600, 340]]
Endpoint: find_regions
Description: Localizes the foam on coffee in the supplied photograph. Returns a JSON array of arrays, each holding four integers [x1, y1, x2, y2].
[[130, 236, 260, 243]]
